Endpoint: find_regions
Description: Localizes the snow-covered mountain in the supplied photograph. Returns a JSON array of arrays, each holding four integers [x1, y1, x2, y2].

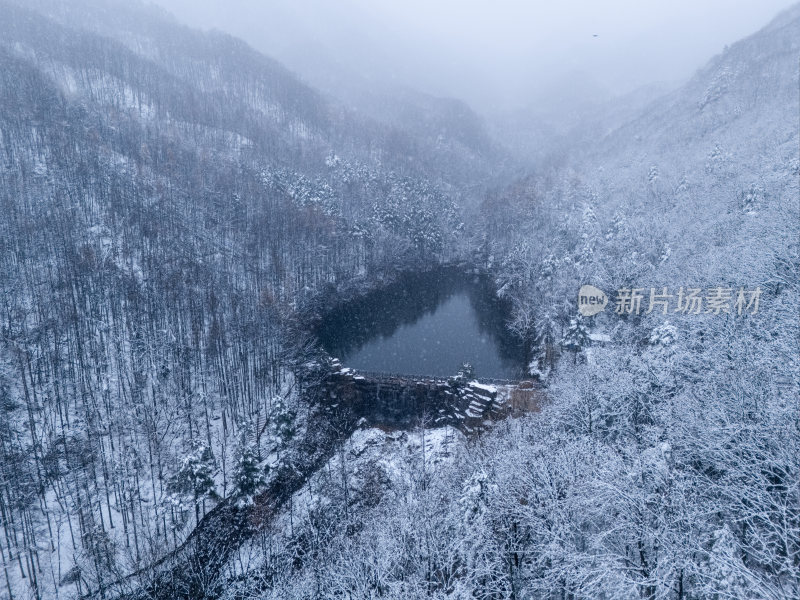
[[0, 1, 501, 597], [0, 1, 797, 599]]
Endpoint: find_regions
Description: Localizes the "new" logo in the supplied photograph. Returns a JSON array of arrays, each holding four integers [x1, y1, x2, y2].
[[578, 285, 608, 316]]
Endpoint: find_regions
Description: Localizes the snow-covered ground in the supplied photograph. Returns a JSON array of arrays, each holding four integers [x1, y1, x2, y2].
[[221, 425, 465, 587]]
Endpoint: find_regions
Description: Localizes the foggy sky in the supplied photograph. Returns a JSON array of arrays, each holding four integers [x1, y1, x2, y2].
[[150, 0, 796, 113]]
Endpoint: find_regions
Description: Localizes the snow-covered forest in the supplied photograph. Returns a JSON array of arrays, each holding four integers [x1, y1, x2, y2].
[[0, 0, 797, 598]]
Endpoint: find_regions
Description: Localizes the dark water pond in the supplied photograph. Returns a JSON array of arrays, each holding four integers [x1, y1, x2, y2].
[[316, 270, 528, 379]]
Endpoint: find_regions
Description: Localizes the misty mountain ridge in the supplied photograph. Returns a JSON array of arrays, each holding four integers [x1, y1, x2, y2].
[[2, 0, 503, 186]]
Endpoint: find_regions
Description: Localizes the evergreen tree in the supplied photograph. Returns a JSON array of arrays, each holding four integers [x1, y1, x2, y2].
[[232, 431, 268, 506], [169, 443, 218, 523], [272, 397, 297, 446], [562, 317, 589, 363]]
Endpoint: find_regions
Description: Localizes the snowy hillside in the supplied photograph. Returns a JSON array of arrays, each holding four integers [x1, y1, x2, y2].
[[0, 1, 797, 599]]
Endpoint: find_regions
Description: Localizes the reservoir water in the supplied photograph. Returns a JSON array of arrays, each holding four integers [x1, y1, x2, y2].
[[316, 270, 527, 379]]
